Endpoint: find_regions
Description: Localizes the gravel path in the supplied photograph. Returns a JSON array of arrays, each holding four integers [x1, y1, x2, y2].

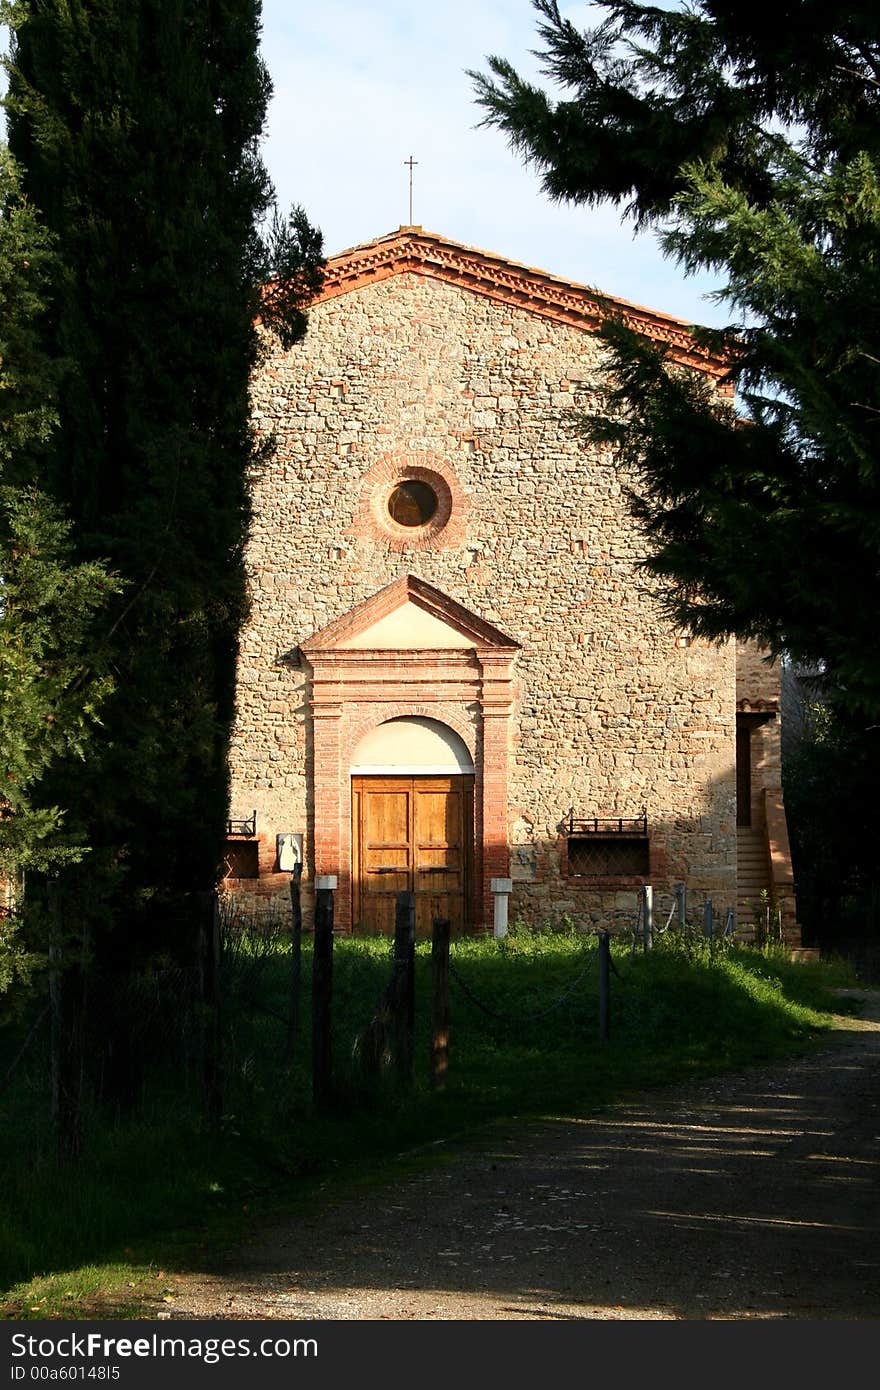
[[165, 990, 880, 1321]]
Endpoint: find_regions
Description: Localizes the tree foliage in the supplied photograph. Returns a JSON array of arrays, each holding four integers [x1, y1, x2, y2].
[[2, 0, 324, 908], [0, 2, 323, 1116], [472, 0, 880, 718], [782, 694, 880, 947], [0, 485, 118, 878], [0, 148, 120, 1015]]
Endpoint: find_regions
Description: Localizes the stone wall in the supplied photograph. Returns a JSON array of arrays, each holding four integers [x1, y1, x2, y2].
[[229, 268, 738, 929], [736, 641, 782, 707]]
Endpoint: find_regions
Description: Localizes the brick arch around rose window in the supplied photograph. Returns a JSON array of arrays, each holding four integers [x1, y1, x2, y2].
[[349, 451, 470, 553], [299, 575, 520, 933]]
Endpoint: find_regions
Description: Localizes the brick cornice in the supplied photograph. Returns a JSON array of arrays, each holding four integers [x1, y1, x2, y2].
[[312, 227, 732, 385], [736, 698, 778, 715]]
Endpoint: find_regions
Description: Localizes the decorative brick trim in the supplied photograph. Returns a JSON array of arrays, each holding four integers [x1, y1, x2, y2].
[[736, 699, 778, 714], [302, 573, 520, 652], [301, 581, 519, 933], [311, 227, 734, 390], [346, 703, 477, 761], [348, 451, 469, 552]]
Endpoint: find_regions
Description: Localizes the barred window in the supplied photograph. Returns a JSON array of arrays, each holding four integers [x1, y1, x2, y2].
[[563, 813, 649, 878], [566, 836, 649, 877], [224, 841, 259, 879]]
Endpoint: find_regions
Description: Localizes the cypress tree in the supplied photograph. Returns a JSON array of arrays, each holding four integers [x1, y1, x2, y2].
[[1, 1, 323, 1122], [0, 148, 118, 1020]]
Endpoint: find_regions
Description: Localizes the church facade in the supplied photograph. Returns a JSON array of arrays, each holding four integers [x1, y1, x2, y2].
[[225, 228, 797, 940]]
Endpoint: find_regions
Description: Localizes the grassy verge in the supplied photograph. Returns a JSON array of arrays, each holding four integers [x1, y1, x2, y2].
[[0, 927, 863, 1320]]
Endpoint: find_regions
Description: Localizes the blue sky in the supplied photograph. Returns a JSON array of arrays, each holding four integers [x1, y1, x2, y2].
[[259, 0, 728, 327]]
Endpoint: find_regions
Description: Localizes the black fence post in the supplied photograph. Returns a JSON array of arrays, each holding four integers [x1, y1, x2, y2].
[[598, 930, 611, 1045], [286, 863, 303, 1065], [312, 876, 336, 1109], [392, 890, 416, 1084], [431, 915, 451, 1091], [200, 889, 223, 1124]]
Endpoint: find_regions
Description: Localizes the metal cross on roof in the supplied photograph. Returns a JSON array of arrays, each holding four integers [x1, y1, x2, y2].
[[404, 154, 418, 225]]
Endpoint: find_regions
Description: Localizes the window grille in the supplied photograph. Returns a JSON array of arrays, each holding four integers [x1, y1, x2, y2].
[[563, 811, 649, 878]]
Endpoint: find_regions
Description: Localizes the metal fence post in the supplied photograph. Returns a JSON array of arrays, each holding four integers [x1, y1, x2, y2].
[[431, 915, 451, 1090], [312, 875, 336, 1109], [392, 890, 416, 1084], [286, 862, 303, 1064], [199, 889, 223, 1125], [598, 930, 610, 1044]]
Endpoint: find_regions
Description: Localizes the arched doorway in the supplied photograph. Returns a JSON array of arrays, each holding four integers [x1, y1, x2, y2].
[[351, 717, 474, 935]]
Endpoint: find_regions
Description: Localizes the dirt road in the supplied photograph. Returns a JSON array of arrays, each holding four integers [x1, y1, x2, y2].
[[166, 990, 880, 1321]]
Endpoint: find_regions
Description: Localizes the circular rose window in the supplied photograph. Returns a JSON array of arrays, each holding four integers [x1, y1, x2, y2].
[[360, 454, 464, 551], [387, 479, 438, 528]]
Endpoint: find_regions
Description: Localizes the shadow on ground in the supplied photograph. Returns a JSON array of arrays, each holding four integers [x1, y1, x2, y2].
[[166, 992, 880, 1321]]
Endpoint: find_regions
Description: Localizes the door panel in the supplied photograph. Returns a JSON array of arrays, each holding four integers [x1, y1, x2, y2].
[[352, 776, 473, 935], [413, 784, 464, 936], [357, 784, 412, 935]]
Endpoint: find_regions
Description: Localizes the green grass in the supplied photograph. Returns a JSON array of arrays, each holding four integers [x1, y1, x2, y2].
[[0, 923, 863, 1319]]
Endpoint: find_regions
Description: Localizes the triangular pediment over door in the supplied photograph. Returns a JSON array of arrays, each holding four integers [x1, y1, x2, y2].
[[301, 573, 520, 654]]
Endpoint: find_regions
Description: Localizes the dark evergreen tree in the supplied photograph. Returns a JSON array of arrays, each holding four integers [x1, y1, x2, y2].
[[1, 1, 323, 1123], [0, 148, 119, 1020], [782, 696, 880, 952], [471, 1, 880, 720]]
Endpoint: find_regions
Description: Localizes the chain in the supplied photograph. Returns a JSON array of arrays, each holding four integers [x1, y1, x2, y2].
[[447, 951, 597, 1026]]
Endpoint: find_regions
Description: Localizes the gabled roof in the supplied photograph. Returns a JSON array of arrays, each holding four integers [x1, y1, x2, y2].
[[314, 227, 730, 383], [301, 574, 520, 654]]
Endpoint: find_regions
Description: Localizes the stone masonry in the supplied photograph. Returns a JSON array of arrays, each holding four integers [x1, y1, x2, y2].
[[226, 229, 798, 939]]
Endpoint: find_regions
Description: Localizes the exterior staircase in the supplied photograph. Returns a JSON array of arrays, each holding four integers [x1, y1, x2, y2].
[[736, 825, 771, 930], [736, 791, 799, 941]]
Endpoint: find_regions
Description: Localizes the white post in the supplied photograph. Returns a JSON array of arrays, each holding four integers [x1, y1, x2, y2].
[[491, 877, 513, 939], [643, 883, 654, 951], [315, 875, 337, 892]]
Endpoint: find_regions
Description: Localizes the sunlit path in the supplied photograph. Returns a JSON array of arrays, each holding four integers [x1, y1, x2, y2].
[[167, 991, 880, 1321]]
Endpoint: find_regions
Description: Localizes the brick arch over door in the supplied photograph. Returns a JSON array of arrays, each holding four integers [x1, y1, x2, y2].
[[347, 705, 478, 766], [300, 576, 520, 933]]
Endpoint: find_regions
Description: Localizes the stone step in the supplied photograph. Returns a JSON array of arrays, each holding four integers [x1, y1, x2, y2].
[[737, 827, 770, 903]]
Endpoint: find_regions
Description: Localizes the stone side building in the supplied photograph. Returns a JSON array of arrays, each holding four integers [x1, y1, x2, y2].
[[226, 228, 798, 940]]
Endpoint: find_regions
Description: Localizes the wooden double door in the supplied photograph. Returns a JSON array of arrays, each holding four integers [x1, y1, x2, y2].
[[352, 775, 474, 935]]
